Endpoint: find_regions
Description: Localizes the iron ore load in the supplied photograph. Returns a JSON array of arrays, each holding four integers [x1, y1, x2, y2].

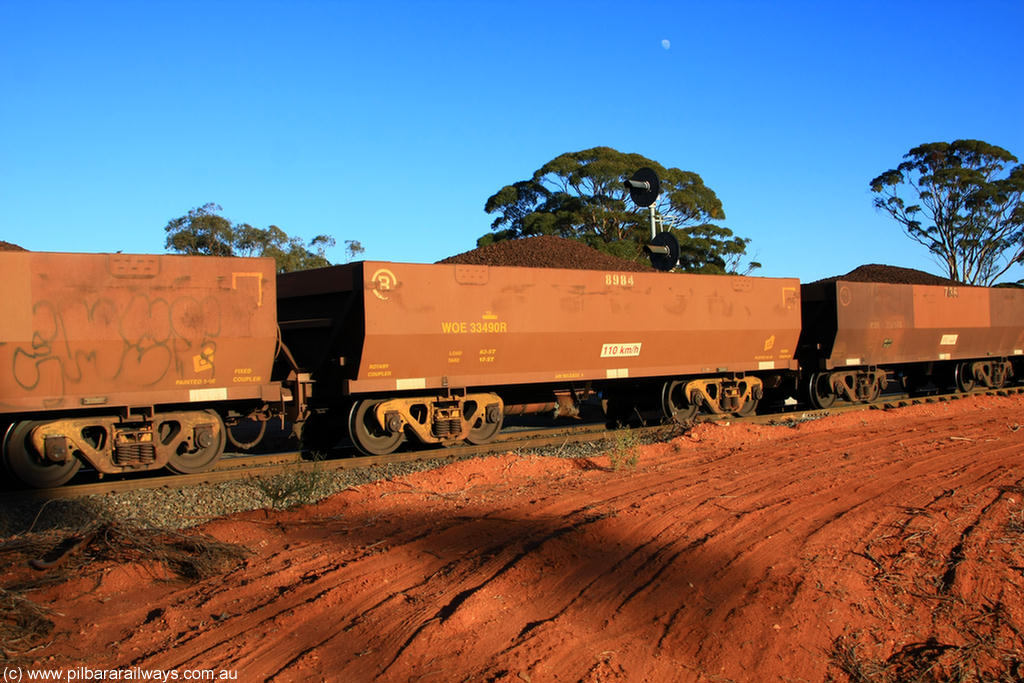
[[3, 171, 1024, 488]]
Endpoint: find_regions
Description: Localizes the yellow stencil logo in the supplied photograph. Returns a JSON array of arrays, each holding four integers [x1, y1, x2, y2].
[[193, 344, 215, 373], [763, 335, 776, 352], [371, 268, 398, 300]]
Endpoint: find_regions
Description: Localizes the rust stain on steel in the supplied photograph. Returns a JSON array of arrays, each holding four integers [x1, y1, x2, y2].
[[281, 261, 802, 395], [0, 252, 278, 413], [802, 280, 1024, 369]]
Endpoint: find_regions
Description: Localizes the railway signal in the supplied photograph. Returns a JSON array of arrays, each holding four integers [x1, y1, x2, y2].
[[625, 167, 679, 272]]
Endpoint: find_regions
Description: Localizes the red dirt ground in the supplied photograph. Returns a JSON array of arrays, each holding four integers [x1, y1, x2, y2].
[[13, 395, 1024, 682]]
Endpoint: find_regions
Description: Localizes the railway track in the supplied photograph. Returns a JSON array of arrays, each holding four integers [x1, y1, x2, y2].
[[1, 421, 638, 502], [4, 386, 1023, 502]]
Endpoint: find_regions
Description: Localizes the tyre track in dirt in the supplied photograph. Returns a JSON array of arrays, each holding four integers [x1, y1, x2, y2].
[[20, 395, 1024, 682]]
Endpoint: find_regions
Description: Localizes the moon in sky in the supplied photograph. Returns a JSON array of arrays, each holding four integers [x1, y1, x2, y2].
[[661, 39, 671, 50]]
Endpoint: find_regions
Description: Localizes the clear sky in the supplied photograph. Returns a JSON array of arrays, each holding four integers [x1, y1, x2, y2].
[[2, 0, 1022, 283]]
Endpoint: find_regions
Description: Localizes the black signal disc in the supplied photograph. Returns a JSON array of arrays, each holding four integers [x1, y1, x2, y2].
[[626, 167, 660, 207], [645, 231, 679, 271]]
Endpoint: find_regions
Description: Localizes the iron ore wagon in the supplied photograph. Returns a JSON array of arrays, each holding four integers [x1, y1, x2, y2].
[[0, 251, 281, 487], [276, 261, 803, 455], [799, 279, 1024, 407]]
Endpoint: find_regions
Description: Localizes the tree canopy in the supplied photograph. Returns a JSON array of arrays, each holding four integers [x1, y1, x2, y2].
[[164, 203, 363, 272], [870, 139, 1024, 285], [480, 147, 758, 274]]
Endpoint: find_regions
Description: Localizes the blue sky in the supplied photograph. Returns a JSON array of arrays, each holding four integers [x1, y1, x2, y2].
[[2, 0, 1022, 282]]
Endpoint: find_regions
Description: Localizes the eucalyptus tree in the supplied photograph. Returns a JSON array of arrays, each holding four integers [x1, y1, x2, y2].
[[164, 203, 362, 272], [481, 147, 758, 274], [870, 140, 1024, 285]]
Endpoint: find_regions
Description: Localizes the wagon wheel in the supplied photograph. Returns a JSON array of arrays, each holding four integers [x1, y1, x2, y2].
[[465, 403, 503, 445], [166, 410, 227, 474], [955, 362, 976, 393], [733, 396, 759, 417], [661, 380, 698, 424], [807, 372, 837, 409], [4, 421, 82, 488], [348, 400, 403, 456]]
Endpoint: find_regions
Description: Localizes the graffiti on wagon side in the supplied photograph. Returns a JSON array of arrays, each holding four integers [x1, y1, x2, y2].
[[6, 292, 224, 403]]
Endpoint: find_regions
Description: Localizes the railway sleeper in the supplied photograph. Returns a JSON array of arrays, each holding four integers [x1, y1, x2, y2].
[[4, 409, 227, 488]]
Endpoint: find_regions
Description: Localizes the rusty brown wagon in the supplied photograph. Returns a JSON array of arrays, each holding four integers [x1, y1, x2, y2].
[[0, 252, 282, 487], [798, 280, 1024, 407], [277, 261, 802, 455]]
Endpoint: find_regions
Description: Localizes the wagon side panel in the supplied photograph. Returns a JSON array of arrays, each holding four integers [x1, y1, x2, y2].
[[0, 252, 278, 414], [348, 262, 801, 393], [809, 280, 1010, 369]]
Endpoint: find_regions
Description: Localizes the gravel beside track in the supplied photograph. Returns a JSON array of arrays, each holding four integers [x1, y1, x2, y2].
[[0, 439, 626, 536], [1, 460, 440, 536]]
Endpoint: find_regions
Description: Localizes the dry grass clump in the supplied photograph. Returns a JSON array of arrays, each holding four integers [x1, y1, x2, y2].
[[0, 588, 53, 661], [0, 522, 249, 662], [830, 621, 1024, 683], [0, 522, 249, 582], [78, 523, 250, 581]]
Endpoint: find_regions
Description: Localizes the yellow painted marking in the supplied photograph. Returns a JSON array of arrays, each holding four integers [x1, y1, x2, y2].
[[371, 268, 398, 300], [232, 367, 260, 382], [192, 343, 215, 373], [232, 272, 264, 306], [441, 320, 508, 334], [367, 362, 392, 378], [605, 273, 635, 287], [782, 286, 798, 308]]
